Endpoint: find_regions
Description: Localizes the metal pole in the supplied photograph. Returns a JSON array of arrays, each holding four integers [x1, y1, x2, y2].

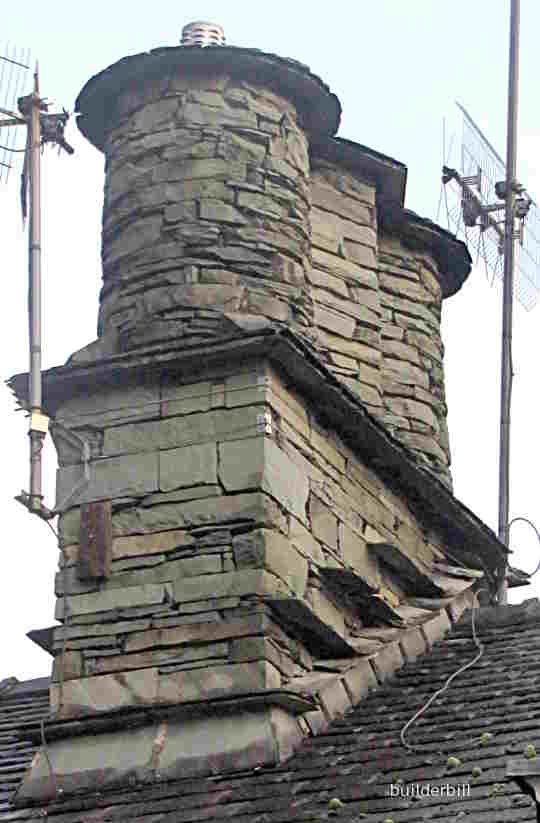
[[497, 0, 520, 603], [28, 62, 45, 513]]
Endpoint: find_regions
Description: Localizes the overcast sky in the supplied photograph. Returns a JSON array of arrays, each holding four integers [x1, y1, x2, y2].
[[2, 1, 539, 680]]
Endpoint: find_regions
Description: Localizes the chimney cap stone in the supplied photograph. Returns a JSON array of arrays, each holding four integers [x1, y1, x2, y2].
[[75, 45, 341, 150]]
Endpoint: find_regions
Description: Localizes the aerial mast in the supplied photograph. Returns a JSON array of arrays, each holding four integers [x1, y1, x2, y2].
[[0, 44, 74, 518], [440, 0, 538, 602], [497, 0, 520, 602]]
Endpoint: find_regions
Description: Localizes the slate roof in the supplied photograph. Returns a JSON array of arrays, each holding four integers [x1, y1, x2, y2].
[[3, 600, 540, 822], [0, 679, 48, 816]]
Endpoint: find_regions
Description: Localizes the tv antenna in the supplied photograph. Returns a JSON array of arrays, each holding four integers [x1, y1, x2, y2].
[[439, 1, 538, 602], [1, 44, 74, 519]]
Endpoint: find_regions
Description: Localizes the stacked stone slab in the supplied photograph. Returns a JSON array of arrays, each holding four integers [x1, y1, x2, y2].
[[98, 74, 312, 350], [307, 161, 451, 484], [378, 233, 451, 478], [308, 162, 382, 410]]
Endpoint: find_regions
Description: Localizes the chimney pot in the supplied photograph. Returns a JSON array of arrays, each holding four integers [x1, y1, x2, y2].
[[180, 21, 226, 47]]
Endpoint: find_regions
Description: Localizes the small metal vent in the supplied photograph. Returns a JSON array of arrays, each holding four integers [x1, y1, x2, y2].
[[180, 21, 225, 47]]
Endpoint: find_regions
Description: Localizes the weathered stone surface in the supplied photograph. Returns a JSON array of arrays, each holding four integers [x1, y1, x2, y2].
[[303, 709, 329, 735], [199, 199, 247, 224], [104, 406, 261, 456], [55, 382, 159, 429], [112, 529, 194, 559], [399, 627, 428, 662], [313, 288, 380, 326], [247, 292, 290, 322], [224, 369, 266, 408], [307, 268, 349, 297], [342, 659, 378, 703], [270, 707, 306, 763], [310, 182, 374, 225], [218, 437, 309, 521], [312, 248, 378, 289], [318, 330, 380, 366], [381, 323, 405, 341], [163, 201, 198, 223], [447, 587, 476, 623], [306, 588, 346, 640], [380, 273, 434, 303], [232, 529, 308, 597], [341, 377, 383, 407], [171, 569, 289, 605], [318, 677, 352, 721], [314, 305, 355, 339], [309, 428, 344, 475], [56, 452, 159, 507], [56, 583, 167, 619], [396, 430, 448, 464], [385, 397, 439, 432], [289, 517, 324, 565], [15, 708, 288, 803], [405, 329, 443, 359], [309, 496, 338, 550], [104, 216, 162, 269], [50, 668, 159, 718], [124, 615, 264, 652], [370, 641, 404, 682], [421, 609, 452, 648], [228, 637, 297, 678], [86, 643, 229, 675], [52, 651, 84, 682], [96, 554, 222, 591], [343, 239, 376, 268], [382, 357, 429, 390], [152, 611, 221, 628], [159, 442, 217, 491], [382, 338, 421, 365], [143, 485, 222, 506], [161, 379, 215, 415], [339, 523, 379, 585], [54, 619, 151, 641], [112, 492, 287, 535], [158, 660, 281, 703]]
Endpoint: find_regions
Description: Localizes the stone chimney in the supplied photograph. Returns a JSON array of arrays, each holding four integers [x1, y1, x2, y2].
[[12, 25, 493, 804]]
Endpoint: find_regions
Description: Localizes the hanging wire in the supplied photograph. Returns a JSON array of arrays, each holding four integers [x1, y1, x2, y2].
[[508, 516, 540, 577], [400, 589, 486, 754]]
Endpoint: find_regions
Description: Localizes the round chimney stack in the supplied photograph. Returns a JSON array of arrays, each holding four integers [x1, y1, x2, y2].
[[180, 21, 225, 47]]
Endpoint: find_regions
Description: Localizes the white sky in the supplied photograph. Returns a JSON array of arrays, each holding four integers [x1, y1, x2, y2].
[[1, 1, 539, 680]]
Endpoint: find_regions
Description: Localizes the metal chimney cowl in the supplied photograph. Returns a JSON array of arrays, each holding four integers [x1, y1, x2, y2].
[[180, 21, 225, 47]]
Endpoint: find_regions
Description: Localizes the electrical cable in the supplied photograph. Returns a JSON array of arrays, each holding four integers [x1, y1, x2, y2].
[[508, 516, 540, 577], [400, 589, 485, 754]]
